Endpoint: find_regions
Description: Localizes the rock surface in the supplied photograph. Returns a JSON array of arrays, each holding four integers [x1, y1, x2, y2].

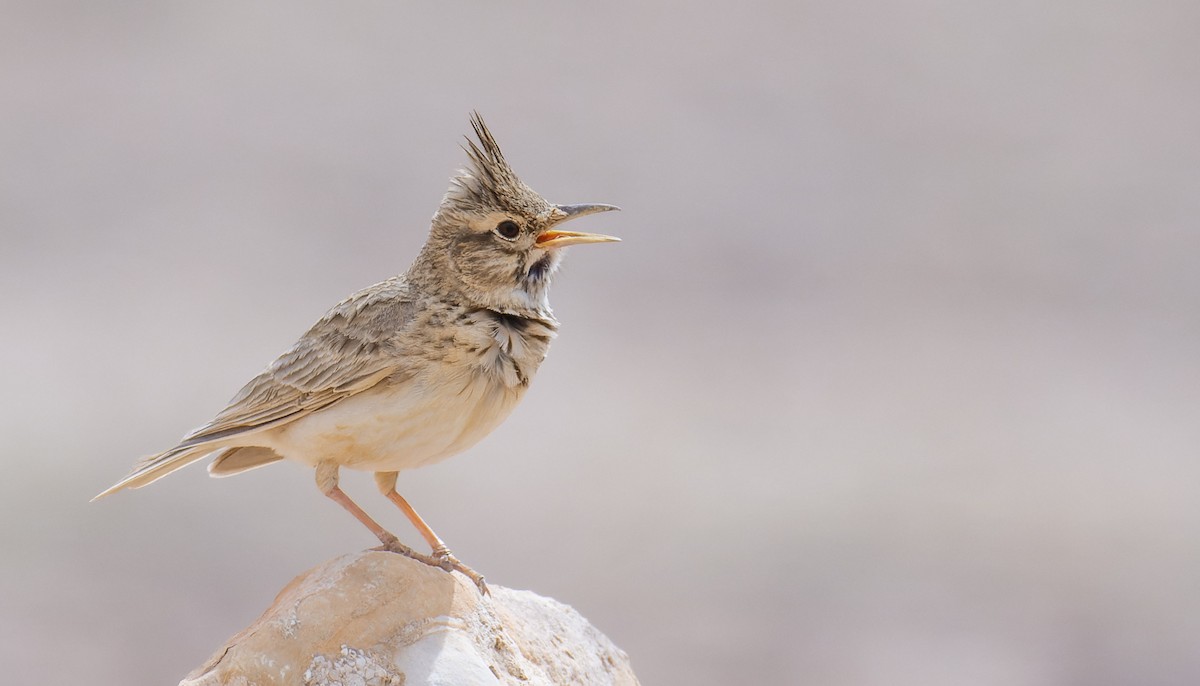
[[180, 551, 640, 686]]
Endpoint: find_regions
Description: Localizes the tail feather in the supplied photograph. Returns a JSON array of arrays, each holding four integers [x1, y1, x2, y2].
[[207, 446, 284, 477], [91, 444, 217, 501]]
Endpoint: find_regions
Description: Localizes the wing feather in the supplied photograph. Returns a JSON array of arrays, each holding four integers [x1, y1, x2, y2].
[[178, 276, 416, 447], [94, 276, 419, 500]]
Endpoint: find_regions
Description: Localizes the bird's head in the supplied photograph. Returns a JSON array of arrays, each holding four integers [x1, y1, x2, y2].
[[418, 113, 619, 315]]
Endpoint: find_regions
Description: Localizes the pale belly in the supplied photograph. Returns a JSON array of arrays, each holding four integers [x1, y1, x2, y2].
[[261, 371, 525, 473]]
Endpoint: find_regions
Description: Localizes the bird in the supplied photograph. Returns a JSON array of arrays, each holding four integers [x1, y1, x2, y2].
[[94, 113, 620, 593]]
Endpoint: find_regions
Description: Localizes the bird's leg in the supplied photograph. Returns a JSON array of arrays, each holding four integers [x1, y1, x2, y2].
[[314, 462, 440, 567], [375, 471, 488, 594], [374, 471, 450, 553]]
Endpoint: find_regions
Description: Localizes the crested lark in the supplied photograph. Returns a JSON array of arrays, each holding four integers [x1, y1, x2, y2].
[[95, 113, 620, 592]]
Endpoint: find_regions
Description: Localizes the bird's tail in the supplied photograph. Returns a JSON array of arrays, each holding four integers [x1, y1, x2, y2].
[[207, 446, 284, 477], [91, 444, 216, 501]]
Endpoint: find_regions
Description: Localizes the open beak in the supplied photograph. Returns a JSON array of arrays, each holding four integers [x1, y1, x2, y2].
[[535, 203, 622, 249]]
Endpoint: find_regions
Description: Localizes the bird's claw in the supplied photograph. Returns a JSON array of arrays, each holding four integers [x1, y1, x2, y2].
[[373, 533, 418, 558], [432, 546, 489, 595], [375, 539, 488, 594]]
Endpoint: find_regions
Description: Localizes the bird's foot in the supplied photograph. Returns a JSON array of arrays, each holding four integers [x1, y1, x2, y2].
[[431, 545, 490, 595], [374, 536, 488, 594], [373, 532, 420, 558], [375, 535, 443, 568]]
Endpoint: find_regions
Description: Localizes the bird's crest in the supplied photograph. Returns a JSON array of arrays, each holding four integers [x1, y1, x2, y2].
[[443, 112, 528, 211]]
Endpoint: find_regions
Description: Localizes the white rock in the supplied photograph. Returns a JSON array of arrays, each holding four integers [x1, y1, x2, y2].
[[180, 551, 640, 686]]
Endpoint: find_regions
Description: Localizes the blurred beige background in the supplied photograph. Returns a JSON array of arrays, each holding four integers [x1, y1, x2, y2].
[[3, 2, 1199, 684]]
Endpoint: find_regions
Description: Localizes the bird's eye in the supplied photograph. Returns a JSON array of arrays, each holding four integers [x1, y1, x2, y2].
[[494, 220, 521, 240]]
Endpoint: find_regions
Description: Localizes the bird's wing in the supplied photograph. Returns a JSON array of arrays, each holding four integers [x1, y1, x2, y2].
[[92, 277, 419, 500], [177, 276, 417, 448]]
